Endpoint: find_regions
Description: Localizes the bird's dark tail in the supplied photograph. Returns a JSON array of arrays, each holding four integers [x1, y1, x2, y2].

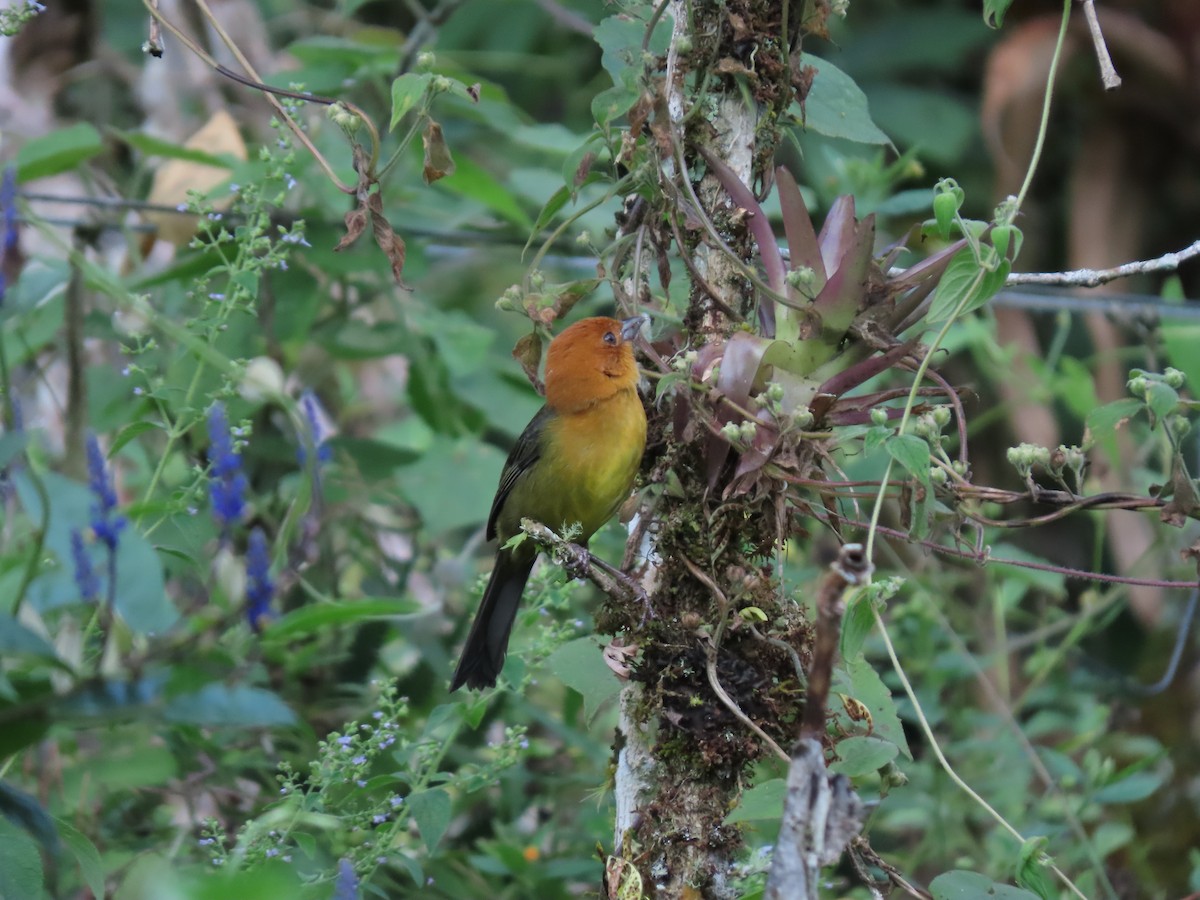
[[449, 550, 535, 691]]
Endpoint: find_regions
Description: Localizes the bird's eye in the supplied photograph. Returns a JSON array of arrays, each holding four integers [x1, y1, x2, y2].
[[603, 331, 617, 345]]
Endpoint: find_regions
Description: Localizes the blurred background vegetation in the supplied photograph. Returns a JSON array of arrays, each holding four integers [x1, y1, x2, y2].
[[0, 0, 1198, 897]]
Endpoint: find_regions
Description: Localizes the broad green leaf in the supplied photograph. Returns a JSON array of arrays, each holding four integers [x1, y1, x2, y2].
[[407, 788, 451, 852], [1143, 380, 1179, 425], [435, 155, 533, 229], [830, 735, 898, 777], [16, 123, 103, 183], [793, 55, 890, 145], [0, 615, 62, 663], [55, 818, 106, 900], [108, 421, 164, 456], [397, 437, 506, 535], [266, 598, 420, 641], [390, 73, 433, 129], [12, 472, 177, 634], [1084, 398, 1142, 441], [0, 781, 58, 856], [0, 817, 44, 900], [546, 637, 622, 724], [927, 248, 1007, 322], [165, 684, 295, 727], [863, 85, 977, 165], [931, 870, 1039, 899], [594, 14, 670, 86], [724, 778, 786, 824], [886, 433, 932, 487], [839, 591, 875, 660], [415, 307, 495, 378], [837, 655, 911, 759]]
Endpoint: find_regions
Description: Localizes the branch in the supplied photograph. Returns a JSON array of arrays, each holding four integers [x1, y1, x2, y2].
[[764, 740, 864, 900], [518, 519, 647, 605], [1078, 0, 1122, 90], [1006, 239, 1200, 287]]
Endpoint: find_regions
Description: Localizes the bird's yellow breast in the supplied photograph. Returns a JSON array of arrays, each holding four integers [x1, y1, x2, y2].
[[497, 387, 646, 543]]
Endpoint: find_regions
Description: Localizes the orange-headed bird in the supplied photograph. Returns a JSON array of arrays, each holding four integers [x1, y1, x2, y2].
[[450, 316, 648, 691]]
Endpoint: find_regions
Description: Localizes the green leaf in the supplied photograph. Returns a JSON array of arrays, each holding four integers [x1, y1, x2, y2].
[[1084, 398, 1142, 440], [830, 735, 899, 777], [55, 818, 106, 900], [1015, 837, 1055, 900], [837, 656, 911, 759], [407, 788, 451, 852], [0, 431, 28, 469], [839, 592, 875, 660], [165, 684, 295, 727], [0, 616, 62, 663], [1162, 322, 1200, 393], [725, 778, 786, 824], [546, 637, 622, 723], [927, 248, 1007, 322], [594, 14, 670, 86], [0, 817, 44, 900], [397, 437, 506, 535], [108, 421, 164, 456], [265, 598, 421, 641], [931, 870, 1040, 899], [886, 433, 932, 487], [1091, 770, 1164, 804], [16, 123, 103, 183], [390, 73, 433, 129], [793, 55, 890, 145], [1143, 380, 1180, 425], [0, 781, 58, 856], [435, 155, 533, 229], [112, 129, 238, 167], [12, 472, 178, 634], [983, 0, 1014, 28]]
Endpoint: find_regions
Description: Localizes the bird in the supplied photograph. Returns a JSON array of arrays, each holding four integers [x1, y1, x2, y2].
[[450, 315, 648, 691]]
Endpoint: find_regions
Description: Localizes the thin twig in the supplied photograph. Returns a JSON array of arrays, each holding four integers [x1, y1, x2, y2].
[[1007, 239, 1200, 287], [145, 0, 163, 57], [1079, 0, 1122, 89]]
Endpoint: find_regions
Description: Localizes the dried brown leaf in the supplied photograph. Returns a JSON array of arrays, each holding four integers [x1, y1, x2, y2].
[[422, 119, 456, 185]]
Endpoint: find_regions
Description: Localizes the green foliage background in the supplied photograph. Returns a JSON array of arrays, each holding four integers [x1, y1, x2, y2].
[[1, 0, 1198, 898]]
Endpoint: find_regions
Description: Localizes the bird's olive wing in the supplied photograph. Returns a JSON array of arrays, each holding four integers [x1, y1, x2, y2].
[[486, 404, 555, 541]]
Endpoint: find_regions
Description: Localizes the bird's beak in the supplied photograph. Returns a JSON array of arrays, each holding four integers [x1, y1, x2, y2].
[[621, 314, 649, 342]]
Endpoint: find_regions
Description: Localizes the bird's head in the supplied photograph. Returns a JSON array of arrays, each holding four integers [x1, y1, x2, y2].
[[544, 315, 646, 412]]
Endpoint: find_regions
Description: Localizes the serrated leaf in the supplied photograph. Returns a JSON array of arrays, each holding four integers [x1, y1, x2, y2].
[[16, 123, 103, 183], [407, 788, 451, 852], [886, 433, 931, 487], [725, 778, 786, 824], [546, 637, 621, 723], [793, 55, 890, 145]]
